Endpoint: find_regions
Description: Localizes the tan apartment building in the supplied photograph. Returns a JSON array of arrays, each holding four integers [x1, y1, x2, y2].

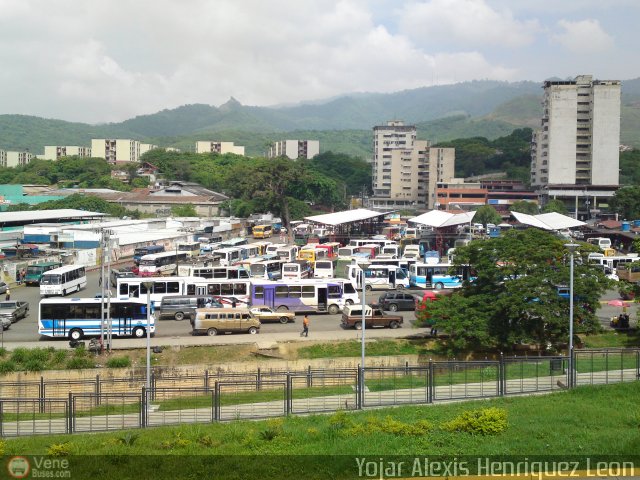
[[195, 141, 245, 156], [5, 151, 34, 168], [370, 121, 455, 210], [140, 143, 158, 156], [267, 140, 320, 159], [42, 146, 92, 161], [0, 149, 6, 167], [91, 139, 141, 164]]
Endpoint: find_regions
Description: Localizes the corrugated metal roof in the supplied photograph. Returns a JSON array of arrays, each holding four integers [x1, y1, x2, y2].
[[409, 210, 476, 228], [0, 209, 105, 224], [304, 208, 391, 226], [511, 211, 585, 230]]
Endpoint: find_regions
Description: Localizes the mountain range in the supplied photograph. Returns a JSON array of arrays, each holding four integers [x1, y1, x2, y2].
[[1, 78, 639, 158]]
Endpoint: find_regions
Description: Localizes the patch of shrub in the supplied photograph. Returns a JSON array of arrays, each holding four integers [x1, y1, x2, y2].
[[197, 435, 220, 448], [10, 348, 29, 364], [0, 347, 8, 357], [23, 358, 46, 372], [52, 349, 68, 365], [160, 432, 191, 450], [46, 442, 74, 456], [328, 410, 354, 430], [343, 416, 432, 437], [66, 357, 96, 370], [27, 348, 51, 363], [441, 407, 508, 435], [0, 360, 17, 374], [106, 356, 131, 368]]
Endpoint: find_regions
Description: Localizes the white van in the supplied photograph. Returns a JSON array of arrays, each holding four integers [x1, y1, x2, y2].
[[402, 245, 421, 260], [587, 237, 612, 251]]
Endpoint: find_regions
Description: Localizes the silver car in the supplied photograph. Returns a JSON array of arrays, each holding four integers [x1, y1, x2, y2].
[[0, 301, 29, 324]]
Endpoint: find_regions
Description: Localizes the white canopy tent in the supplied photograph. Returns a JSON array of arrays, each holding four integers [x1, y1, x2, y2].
[[510, 211, 586, 231], [408, 210, 477, 228], [304, 208, 392, 227]]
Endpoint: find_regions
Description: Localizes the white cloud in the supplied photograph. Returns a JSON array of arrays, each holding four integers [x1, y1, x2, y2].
[[552, 19, 614, 54], [398, 0, 539, 48]]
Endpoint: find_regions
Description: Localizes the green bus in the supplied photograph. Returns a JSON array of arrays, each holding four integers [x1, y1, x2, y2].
[[25, 261, 62, 286]]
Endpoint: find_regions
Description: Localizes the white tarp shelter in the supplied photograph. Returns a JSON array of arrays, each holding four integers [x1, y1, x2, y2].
[[304, 208, 391, 227], [510, 211, 586, 231], [409, 210, 477, 228]]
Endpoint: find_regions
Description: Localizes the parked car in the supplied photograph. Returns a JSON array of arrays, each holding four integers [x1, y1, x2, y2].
[[341, 304, 403, 330], [159, 295, 222, 322], [377, 292, 420, 312], [110, 268, 137, 287], [249, 305, 295, 324], [0, 301, 29, 324], [0, 281, 7, 295]]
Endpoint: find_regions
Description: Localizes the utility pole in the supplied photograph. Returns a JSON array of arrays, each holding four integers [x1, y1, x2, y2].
[[106, 229, 114, 351], [99, 228, 106, 346]]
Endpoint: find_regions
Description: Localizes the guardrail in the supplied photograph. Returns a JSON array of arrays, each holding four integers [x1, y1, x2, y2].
[[0, 348, 637, 437]]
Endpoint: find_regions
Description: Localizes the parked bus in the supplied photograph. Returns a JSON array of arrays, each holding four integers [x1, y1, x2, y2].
[[176, 241, 201, 258], [133, 244, 165, 264], [182, 265, 250, 280], [356, 244, 381, 258], [252, 225, 273, 239], [370, 257, 412, 272], [275, 245, 299, 262], [409, 262, 473, 289], [315, 242, 340, 260], [213, 247, 244, 267], [249, 259, 285, 280], [338, 246, 358, 260], [381, 244, 400, 257], [38, 298, 153, 340], [252, 241, 273, 256], [266, 243, 287, 256], [314, 260, 334, 279], [282, 261, 313, 280], [25, 261, 62, 286], [346, 264, 410, 291], [40, 265, 87, 297], [116, 276, 251, 307], [250, 279, 350, 314], [139, 251, 189, 276], [297, 245, 328, 263], [348, 238, 397, 250]]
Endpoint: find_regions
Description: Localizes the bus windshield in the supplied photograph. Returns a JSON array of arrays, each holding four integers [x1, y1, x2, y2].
[[41, 274, 61, 285], [27, 265, 45, 275]]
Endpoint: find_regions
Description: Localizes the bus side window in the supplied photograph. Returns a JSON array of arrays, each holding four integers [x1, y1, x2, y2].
[[119, 284, 129, 296]]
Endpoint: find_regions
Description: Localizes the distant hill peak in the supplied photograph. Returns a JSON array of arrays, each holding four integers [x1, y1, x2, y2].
[[219, 97, 242, 111]]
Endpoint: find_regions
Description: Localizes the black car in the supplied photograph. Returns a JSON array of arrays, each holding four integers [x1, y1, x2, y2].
[[110, 268, 137, 287], [377, 292, 419, 312]]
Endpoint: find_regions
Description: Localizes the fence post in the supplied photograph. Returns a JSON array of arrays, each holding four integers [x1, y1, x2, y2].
[[68, 392, 73, 434], [499, 353, 505, 397], [637, 350, 640, 380], [307, 365, 312, 388], [428, 359, 434, 404], [285, 373, 292, 416], [0, 401, 3, 438], [39, 376, 45, 414], [141, 387, 147, 428], [214, 382, 220, 422], [95, 374, 101, 406], [356, 366, 362, 410], [204, 370, 209, 390], [257, 368, 262, 391]]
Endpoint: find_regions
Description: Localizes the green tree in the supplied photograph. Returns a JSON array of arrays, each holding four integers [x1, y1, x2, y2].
[[510, 200, 539, 215], [473, 205, 502, 226], [542, 199, 568, 214], [171, 204, 198, 217], [416, 230, 608, 354], [609, 186, 640, 219]]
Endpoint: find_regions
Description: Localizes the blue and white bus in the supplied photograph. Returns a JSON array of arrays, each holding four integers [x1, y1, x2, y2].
[[346, 264, 410, 291], [220, 237, 248, 248], [250, 279, 353, 314], [38, 297, 154, 340], [249, 259, 285, 280], [409, 262, 473, 289], [39, 265, 87, 297], [133, 244, 165, 264]]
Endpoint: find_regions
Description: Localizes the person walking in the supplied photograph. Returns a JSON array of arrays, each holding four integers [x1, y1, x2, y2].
[[5, 288, 10, 301], [16, 270, 21, 285], [20, 269, 26, 285], [301, 314, 310, 337]]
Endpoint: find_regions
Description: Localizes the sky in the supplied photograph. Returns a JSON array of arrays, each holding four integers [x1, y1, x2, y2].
[[0, 0, 638, 124]]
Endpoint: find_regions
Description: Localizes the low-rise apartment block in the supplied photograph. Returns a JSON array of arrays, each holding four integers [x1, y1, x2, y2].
[[195, 141, 245, 156], [42, 146, 92, 161], [268, 140, 319, 160], [91, 139, 141, 164], [4, 151, 34, 168]]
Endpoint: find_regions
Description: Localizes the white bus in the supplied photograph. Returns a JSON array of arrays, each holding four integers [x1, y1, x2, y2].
[[40, 265, 87, 297], [276, 245, 299, 262], [180, 265, 250, 280], [139, 251, 189, 276], [266, 243, 287, 256], [39, 298, 154, 340], [314, 260, 334, 279], [249, 259, 285, 280], [177, 241, 201, 258], [116, 276, 250, 307], [345, 264, 410, 291], [213, 247, 244, 266], [282, 261, 313, 280], [250, 279, 352, 314]]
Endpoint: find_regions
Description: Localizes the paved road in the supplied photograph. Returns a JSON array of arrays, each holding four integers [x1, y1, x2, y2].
[[1, 266, 431, 349]]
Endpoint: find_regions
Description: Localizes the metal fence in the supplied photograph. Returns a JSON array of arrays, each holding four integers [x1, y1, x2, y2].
[[0, 348, 638, 437]]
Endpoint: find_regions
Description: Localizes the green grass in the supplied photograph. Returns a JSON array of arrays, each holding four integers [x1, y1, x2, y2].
[[297, 339, 436, 359], [2, 382, 640, 479], [581, 330, 640, 348]]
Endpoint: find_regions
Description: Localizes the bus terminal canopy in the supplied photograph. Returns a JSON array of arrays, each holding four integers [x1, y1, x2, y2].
[[409, 210, 477, 228], [510, 211, 586, 231], [304, 209, 392, 227]]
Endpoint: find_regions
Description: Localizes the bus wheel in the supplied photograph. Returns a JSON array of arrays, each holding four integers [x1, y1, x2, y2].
[[328, 304, 340, 315], [69, 329, 83, 341], [133, 327, 145, 338], [396, 284, 405, 290], [174, 312, 185, 321], [435, 282, 444, 289], [276, 305, 289, 313], [354, 322, 362, 330], [207, 328, 218, 336]]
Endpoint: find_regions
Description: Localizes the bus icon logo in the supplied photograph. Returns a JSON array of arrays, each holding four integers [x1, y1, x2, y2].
[[7, 456, 30, 478]]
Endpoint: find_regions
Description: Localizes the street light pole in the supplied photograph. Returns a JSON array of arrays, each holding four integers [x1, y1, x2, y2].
[[142, 281, 153, 391], [565, 243, 579, 388]]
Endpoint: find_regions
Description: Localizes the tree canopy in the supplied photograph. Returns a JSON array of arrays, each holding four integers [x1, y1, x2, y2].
[[416, 229, 608, 354]]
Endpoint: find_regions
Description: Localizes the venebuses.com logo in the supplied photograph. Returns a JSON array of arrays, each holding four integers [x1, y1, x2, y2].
[[7, 456, 30, 479]]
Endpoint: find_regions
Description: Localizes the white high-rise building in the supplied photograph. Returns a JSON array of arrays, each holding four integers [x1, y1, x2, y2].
[[42, 146, 92, 161], [370, 121, 454, 209], [195, 141, 245, 156], [531, 75, 621, 187], [268, 140, 319, 160], [91, 139, 141, 164]]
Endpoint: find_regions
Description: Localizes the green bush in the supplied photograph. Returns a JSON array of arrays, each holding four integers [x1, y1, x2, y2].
[[27, 348, 51, 363], [66, 357, 96, 370], [10, 347, 29, 364], [106, 356, 131, 368], [23, 358, 46, 372], [0, 347, 8, 357], [52, 349, 68, 365], [0, 360, 17, 374], [46, 442, 74, 456], [442, 407, 508, 435]]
